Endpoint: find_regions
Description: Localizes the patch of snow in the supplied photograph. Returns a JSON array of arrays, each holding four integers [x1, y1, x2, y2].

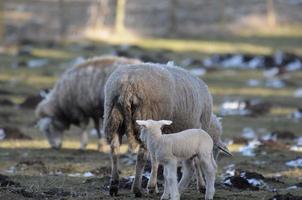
[[294, 88, 302, 98], [290, 137, 302, 152], [247, 57, 263, 69], [68, 173, 81, 177], [239, 140, 261, 157], [189, 68, 206, 76], [263, 68, 279, 79], [220, 100, 250, 116], [0, 129, 6, 140], [242, 127, 256, 139], [286, 185, 298, 190], [83, 172, 94, 177], [261, 133, 277, 141], [286, 59, 302, 71], [203, 57, 214, 67], [265, 79, 285, 89], [291, 110, 302, 120], [27, 59, 48, 68], [5, 166, 16, 174], [247, 178, 264, 187], [246, 79, 261, 87], [286, 158, 302, 167], [221, 55, 243, 68]]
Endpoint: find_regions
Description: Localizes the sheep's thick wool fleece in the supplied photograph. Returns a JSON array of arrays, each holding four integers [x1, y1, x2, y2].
[[104, 63, 213, 149], [36, 56, 141, 127]]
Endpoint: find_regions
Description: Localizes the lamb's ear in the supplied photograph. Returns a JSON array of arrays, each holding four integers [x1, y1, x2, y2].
[[159, 120, 172, 126], [136, 120, 148, 127]]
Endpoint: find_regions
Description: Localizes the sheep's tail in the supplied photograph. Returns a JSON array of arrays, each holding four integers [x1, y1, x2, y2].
[[119, 85, 140, 151], [103, 96, 123, 146], [216, 141, 232, 157]]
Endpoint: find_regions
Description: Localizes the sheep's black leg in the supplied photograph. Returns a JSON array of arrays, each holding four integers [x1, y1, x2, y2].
[[109, 134, 120, 196], [131, 146, 147, 197]]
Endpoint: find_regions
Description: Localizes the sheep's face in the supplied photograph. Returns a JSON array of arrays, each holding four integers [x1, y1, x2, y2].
[[37, 117, 64, 149]]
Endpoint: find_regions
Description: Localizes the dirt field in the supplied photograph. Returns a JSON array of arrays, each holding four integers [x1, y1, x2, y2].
[[0, 39, 301, 200]]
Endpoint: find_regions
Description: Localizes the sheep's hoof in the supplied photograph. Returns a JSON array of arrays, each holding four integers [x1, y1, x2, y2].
[[109, 181, 119, 196], [198, 186, 206, 194], [132, 187, 142, 198], [147, 186, 158, 194]]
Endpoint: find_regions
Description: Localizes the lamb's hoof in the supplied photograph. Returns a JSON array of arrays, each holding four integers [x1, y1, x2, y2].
[[132, 187, 143, 198], [109, 181, 119, 196], [160, 194, 169, 200]]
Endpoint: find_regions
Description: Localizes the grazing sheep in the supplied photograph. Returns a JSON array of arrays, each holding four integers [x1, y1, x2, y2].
[[137, 119, 216, 200], [103, 62, 230, 196], [35, 55, 141, 150]]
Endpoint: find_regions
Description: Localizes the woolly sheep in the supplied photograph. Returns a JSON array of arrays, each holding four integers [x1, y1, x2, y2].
[[103, 62, 230, 196], [35, 55, 141, 150], [137, 119, 217, 200]]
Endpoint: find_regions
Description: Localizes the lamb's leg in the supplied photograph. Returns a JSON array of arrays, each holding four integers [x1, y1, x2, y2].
[[194, 157, 206, 193], [200, 153, 217, 200], [147, 154, 159, 194], [131, 146, 147, 197], [161, 165, 170, 200], [109, 134, 120, 196], [178, 159, 194, 193], [166, 160, 180, 200], [80, 129, 88, 150]]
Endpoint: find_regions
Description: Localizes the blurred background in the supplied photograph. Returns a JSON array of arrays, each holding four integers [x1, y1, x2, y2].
[[0, 0, 301, 200]]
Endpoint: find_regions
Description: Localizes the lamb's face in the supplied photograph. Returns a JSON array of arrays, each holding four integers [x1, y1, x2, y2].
[[37, 117, 64, 149], [136, 120, 173, 139]]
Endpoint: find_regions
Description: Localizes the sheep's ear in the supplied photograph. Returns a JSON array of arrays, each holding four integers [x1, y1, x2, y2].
[[136, 120, 148, 127], [160, 120, 172, 126]]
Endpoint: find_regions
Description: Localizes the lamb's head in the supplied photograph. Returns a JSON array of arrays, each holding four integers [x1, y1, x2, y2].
[[136, 120, 172, 142], [35, 99, 65, 149]]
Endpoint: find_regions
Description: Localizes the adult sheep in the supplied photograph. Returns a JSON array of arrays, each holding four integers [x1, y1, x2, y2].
[[103, 62, 230, 197], [35, 55, 141, 150]]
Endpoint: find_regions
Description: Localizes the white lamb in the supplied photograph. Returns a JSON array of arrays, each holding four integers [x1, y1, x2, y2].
[[136, 119, 217, 200]]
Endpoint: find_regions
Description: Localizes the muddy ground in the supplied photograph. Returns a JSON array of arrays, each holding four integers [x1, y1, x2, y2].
[[0, 40, 301, 200]]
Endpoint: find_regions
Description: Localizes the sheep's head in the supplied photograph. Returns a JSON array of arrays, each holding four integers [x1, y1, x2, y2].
[[136, 120, 172, 142], [35, 95, 65, 149], [37, 117, 65, 149]]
